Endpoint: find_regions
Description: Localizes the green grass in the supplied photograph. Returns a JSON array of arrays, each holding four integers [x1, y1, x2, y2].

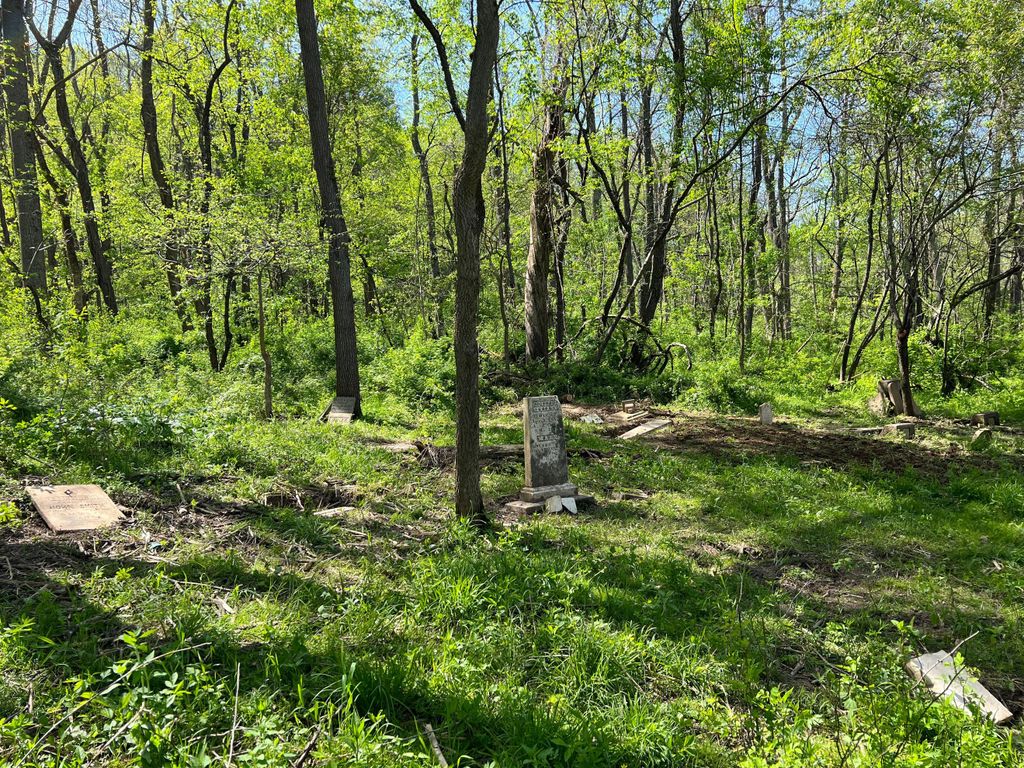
[[2, 405, 1023, 766]]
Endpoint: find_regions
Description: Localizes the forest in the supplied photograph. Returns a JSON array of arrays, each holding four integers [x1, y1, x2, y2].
[[1, 0, 1023, 764]]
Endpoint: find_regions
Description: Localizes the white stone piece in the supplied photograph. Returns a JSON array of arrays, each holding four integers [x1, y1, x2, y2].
[[970, 428, 994, 450], [906, 651, 1012, 723], [580, 413, 604, 424], [545, 495, 563, 513], [561, 497, 578, 514], [619, 418, 672, 440], [758, 403, 773, 425]]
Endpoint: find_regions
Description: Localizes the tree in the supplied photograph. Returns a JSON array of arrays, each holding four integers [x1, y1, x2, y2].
[[1, 0, 47, 304], [411, 0, 500, 522], [295, 0, 362, 415]]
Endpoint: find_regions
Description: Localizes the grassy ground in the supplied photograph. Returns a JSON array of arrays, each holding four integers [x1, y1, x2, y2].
[[2, 402, 1023, 766]]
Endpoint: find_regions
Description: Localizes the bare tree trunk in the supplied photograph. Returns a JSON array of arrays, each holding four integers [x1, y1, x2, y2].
[[1, 0, 48, 299], [141, 0, 189, 331], [524, 53, 567, 362], [32, 3, 118, 313], [411, 0, 499, 522], [410, 33, 443, 336], [296, 0, 361, 412], [258, 272, 273, 419]]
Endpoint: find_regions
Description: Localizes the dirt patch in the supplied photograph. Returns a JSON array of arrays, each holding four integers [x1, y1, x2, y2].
[[643, 414, 1021, 478]]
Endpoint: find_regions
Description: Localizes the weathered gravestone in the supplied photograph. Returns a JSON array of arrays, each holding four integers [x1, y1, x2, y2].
[[27, 484, 123, 532], [906, 651, 1012, 723], [320, 396, 356, 424], [505, 396, 593, 514], [971, 411, 1000, 427], [758, 403, 774, 425]]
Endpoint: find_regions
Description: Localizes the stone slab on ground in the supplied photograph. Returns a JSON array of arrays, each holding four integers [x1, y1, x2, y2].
[[619, 418, 672, 440], [882, 422, 916, 439], [970, 428, 994, 450], [27, 484, 123, 532], [320, 396, 356, 424], [504, 493, 595, 514], [906, 651, 1013, 723]]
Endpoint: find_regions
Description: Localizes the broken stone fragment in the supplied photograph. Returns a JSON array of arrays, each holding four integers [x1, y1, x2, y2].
[[905, 651, 1012, 724], [545, 495, 562, 513], [970, 428, 994, 450]]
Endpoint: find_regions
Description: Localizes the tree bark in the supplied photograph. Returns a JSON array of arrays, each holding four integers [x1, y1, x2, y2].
[[524, 52, 567, 362], [412, 0, 499, 522], [141, 0, 189, 331], [1, 0, 48, 298], [296, 0, 361, 412], [32, 1, 118, 313]]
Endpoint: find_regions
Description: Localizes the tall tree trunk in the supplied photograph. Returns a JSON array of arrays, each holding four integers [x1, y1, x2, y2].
[[33, 4, 118, 313], [524, 53, 567, 362], [141, 0, 189, 330], [410, 33, 443, 336], [296, 0, 361, 412], [411, 0, 499, 521], [451, 0, 499, 522], [1, 0, 48, 298]]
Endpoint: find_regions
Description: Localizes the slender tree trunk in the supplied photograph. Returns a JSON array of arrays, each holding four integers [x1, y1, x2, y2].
[[141, 0, 189, 330], [35, 8, 118, 314], [258, 272, 273, 419], [296, 0, 361, 412], [524, 54, 567, 362], [1, 0, 48, 298], [410, 33, 443, 336]]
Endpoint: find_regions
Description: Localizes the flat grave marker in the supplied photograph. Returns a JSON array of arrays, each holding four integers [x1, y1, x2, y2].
[[27, 484, 123, 532], [906, 651, 1012, 723], [620, 418, 671, 440], [320, 396, 356, 424]]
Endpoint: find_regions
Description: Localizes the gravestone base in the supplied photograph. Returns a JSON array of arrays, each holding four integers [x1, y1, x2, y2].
[[504, 492, 595, 515], [520, 482, 579, 502]]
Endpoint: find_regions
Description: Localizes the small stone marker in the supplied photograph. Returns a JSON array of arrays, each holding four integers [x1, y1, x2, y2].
[[882, 422, 916, 440], [320, 396, 356, 424], [622, 399, 638, 413], [27, 484, 123, 532], [580, 413, 604, 425], [971, 411, 1000, 427], [758, 403, 773, 425], [620, 418, 671, 440], [970, 428, 994, 450], [504, 396, 593, 514], [906, 651, 1012, 723]]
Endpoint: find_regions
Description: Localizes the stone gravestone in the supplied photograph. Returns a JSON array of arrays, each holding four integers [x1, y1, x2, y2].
[[906, 651, 1012, 723], [320, 396, 356, 424], [971, 411, 1000, 427], [758, 403, 773, 425], [505, 396, 593, 513], [27, 484, 123, 532]]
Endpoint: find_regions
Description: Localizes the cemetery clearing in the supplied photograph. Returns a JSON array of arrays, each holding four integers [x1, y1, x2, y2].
[[2, 401, 1023, 766]]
